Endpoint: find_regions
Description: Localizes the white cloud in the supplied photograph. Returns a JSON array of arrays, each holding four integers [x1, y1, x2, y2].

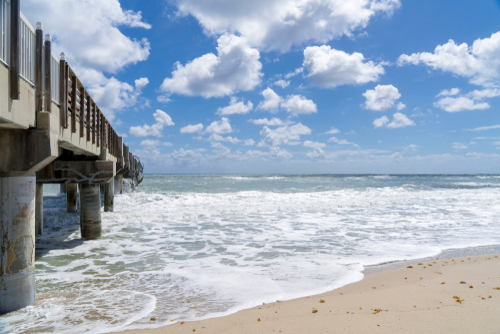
[[208, 133, 241, 143], [468, 124, 500, 131], [140, 140, 161, 147], [269, 147, 292, 159], [437, 88, 461, 97], [173, 0, 401, 52], [363, 85, 402, 111], [163, 142, 174, 146], [303, 140, 326, 149], [398, 32, 500, 87], [180, 123, 204, 133], [307, 147, 326, 159], [244, 139, 256, 146], [303, 46, 384, 88], [373, 112, 415, 129], [154, 109, 175, 126], [396, 102, 406, 110], [433, 97, 490, 112], [257, 88, 283, 111], [284, 67, 304, 79], [260, 123, 312, 147], [206, 117, 233, 134], [453, 142, 468, 150], [249, 118, 285, 126], [160, 34, 262, 98], [129, 110, 174, 137], [274, 80, 290, 88], [23, 0, 151, 74], [324, 127, 340, 135], [217, 97, 253, 115], [281, 95, 317, 115], [403, 144, 418, 151], [211, 142, 229, 150], [157, 95, 172, 103], [328, 137, 359, 147]]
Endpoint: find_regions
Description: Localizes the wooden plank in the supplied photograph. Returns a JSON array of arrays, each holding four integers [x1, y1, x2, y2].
[[79, 86, 85, 137], [60, 60, 68, 127], [71, 75, 77, 133], [10, 0, 20, 99], [86, 95, 91, 141], [35, 27, 43, 112], [96, 108, 100, 148], [44, 38, 52, 113]]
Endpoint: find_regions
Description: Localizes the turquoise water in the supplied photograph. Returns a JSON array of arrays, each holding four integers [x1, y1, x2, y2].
[[2, 174, 500, 333]]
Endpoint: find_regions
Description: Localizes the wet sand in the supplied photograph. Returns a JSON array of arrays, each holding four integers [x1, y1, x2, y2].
[[116, 252, 500, 334]]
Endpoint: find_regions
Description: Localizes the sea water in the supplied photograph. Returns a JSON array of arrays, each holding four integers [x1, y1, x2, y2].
[[2, 174, 500, 333]]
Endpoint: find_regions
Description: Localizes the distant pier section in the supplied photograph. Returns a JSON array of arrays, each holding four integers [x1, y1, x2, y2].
[[0, 0, 143, 314]]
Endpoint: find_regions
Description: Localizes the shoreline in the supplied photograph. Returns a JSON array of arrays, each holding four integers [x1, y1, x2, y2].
[[112, 245, 500, 334]]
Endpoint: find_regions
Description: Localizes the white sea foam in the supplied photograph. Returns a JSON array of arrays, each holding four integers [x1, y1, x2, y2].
[[2, 175, 500, 333]]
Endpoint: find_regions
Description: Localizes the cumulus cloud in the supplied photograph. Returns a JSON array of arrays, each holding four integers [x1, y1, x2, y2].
[[257, 88, 283, 111], [433, 97, 490, 112], [23, 0, 150, 74], [129, 110, 174, 137], [160, 34, 262, 98], [172, 0, 401, 52], [328, 137, 359, 147], [363, 85, 402, 111], [208, 133, 241, 143], [281, 95, 318, 116], [437, 88, 461, 97], [157, 95, 172, 103], [324, 127, 340, 135], [303, 46, 385, 88], [249, 118, 285, 126], [260, 123, 311, 146], [453, 142, 468, 150], [257, 88, 317, 115], [303, 141, 326, 148], [396, 102, 406, 110], [373, 112, 415, 129], [274, 80, 290, 88], [244, 139, 256, 146], [216, 97, 253, 115], [269, 147, 292, 159], [180, 123, 204, 133], [206, 117, 233, 134], [398, 32, 500, 87]]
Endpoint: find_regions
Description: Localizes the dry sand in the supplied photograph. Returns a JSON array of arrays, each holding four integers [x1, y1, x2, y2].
[[117, 254, 500, 334]]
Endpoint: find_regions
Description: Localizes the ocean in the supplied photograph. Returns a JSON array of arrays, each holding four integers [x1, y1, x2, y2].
[[2, 174, 500, 333]]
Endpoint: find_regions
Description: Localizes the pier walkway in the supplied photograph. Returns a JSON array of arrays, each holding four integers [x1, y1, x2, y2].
[[0, 0, 143, 314]]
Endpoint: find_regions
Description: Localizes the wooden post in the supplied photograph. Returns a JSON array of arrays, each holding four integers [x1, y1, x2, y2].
[[44, 34, 52, 113], [96, 108, 100, 148], [92, 103, 96, 144], [59, 53, 68, 127], [35, 23, 43, 112], [79, 85, 85, 137], [86, 95, 91, 141], [71, 73, 77, 133], [10, 0, 20, 99]]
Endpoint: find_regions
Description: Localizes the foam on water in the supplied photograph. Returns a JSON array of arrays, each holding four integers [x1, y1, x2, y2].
[[1, 175, 500, 333]]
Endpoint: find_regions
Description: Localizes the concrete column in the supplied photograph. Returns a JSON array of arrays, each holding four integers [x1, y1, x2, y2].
[[104, 178, 114, 212], [66, 183, 78, 213], [116, 174, 123, 194], [60, 184, 66, 194], [0, 175, 36, 314], [80, 184, 102, 240], [35, 184, 43, 236]]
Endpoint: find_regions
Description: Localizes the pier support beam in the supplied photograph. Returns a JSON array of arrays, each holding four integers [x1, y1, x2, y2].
[[79, 184, 101, 240], [66, 183, 77, 213], [60, 184, 66, 194], [0, 175, 36, 314], [35, 184, 43, 236], [104, 177, 114, 212], [116, 174, 123, 194]]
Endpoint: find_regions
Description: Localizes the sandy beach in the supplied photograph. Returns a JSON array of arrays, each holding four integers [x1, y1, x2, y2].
[[117, 253, 500, 334]]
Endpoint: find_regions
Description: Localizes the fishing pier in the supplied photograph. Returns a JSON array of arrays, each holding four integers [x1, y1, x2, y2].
[[0, 0, 143, 314]]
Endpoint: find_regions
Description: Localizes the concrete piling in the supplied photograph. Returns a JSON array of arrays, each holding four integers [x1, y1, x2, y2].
[[0, 176, 37, 314], [79, 184, 102, 240], [35, 183, 43, 235], [104, 177, 114, 212], [116, 174, 123, 194], [66, 183, 78, 213]]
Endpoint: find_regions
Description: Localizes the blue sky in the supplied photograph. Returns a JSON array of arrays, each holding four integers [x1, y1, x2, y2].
[[22, 0, 500, 173]]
